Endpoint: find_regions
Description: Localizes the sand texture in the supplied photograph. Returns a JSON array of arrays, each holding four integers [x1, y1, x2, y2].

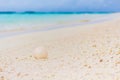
[[0, 16, 120, 80]]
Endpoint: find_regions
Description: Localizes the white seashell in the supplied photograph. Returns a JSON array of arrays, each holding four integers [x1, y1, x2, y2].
[[33, 47, 48, 59]]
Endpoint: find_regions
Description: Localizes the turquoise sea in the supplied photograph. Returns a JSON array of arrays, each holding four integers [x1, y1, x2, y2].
[[0, 13, 113, 32]]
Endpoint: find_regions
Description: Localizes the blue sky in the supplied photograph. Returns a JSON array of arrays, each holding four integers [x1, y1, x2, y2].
[[0, 0, 120, 12]]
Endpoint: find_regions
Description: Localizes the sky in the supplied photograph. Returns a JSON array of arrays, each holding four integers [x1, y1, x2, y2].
[[0, 0, 120, 12]]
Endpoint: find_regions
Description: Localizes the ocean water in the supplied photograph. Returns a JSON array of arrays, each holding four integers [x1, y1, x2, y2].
[[0, 13, 113, 32]]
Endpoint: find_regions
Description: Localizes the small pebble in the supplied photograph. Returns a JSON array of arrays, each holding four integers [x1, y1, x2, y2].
[[99, 59, 103, 62]]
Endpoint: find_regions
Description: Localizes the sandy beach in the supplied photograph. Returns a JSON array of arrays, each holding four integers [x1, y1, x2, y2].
[[0, 14, 120, 80]]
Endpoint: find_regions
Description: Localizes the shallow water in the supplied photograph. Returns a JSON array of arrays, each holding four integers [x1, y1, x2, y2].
[[0, 13, 112, 32]]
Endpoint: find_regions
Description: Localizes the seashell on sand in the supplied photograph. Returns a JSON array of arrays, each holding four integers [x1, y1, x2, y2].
[[33, 47, 48, 59]]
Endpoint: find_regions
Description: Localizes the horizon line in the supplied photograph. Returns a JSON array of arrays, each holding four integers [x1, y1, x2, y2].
[[0, 11, 116, 14]]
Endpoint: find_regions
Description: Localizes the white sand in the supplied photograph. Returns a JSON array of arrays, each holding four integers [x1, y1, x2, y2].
[[0, 14, 120, 80]]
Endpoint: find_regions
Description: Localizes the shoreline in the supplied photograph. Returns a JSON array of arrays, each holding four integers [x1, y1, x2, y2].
[[0, 13, 116, 38]]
